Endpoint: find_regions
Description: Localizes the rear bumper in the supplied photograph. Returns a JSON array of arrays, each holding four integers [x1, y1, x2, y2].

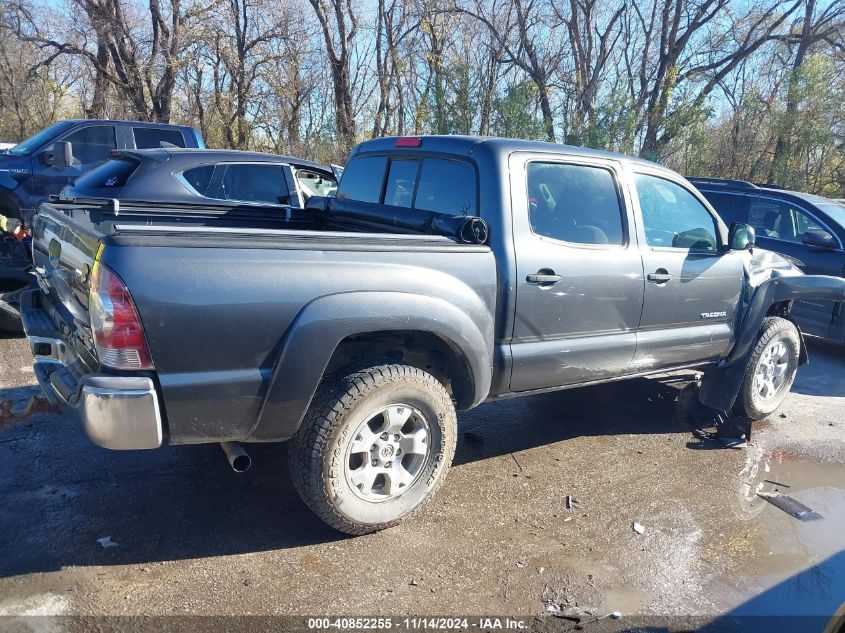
[[22, 289, 163, 450]]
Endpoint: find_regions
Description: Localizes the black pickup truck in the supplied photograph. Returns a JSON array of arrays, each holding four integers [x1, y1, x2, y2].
[[21, 135, 845, 534]]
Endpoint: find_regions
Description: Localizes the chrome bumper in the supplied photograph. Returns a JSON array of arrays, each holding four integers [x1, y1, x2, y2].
[[32, 363, 163, 450], [23, 290, 163, 450]]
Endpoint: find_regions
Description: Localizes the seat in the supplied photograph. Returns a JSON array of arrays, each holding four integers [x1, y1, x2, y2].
[[758, 210, 780, 238], [673, 227, 716, 250]]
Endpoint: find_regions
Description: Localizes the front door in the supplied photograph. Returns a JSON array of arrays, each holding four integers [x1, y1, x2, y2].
[[34, 124, 117, 199], [509, 155, 645, 391], [748, 196, 845, 337], [632, 170, 745, 370]]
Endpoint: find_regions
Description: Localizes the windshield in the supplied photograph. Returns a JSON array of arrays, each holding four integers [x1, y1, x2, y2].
[[817, 202, 845, 228], [8, 121, 75, 156]]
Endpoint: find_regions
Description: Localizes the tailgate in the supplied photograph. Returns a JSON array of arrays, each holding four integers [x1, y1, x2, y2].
[[30, 204, 103, 374], [32, 204, 103, 328]]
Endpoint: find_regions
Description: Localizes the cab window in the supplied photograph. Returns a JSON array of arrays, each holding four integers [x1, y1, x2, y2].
[[133, 127, 186, 149], [181, 165, 215, 196], [750, 199, 826, 244], [219, 164, 290, 205], [295, 169, 337, 200], [384, 160, 419, 207], [57, 125, 116, 166], [337, 156, 388, 203], [338, 155, 477, 215], [636, 174, 720, 251], [415, 158, 476, 215], [702, 192, 750, 226], [527, 162, 624, 245]]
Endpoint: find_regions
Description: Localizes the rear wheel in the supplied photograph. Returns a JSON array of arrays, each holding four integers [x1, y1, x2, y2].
[[734, 317, 800, 420], [289, 363, 457, 535]]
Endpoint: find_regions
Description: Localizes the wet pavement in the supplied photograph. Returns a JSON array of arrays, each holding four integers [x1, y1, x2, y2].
[[1, 331, 844, 629]]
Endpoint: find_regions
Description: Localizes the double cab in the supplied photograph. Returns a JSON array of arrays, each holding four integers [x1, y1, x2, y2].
[[23, 136, 845, 534]]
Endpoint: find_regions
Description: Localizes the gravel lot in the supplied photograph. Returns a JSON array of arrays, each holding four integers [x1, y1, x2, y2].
[[1, 331, 844, 629]]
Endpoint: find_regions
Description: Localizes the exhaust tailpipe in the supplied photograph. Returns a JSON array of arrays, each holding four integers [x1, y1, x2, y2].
[[220, 442, 251, 473]]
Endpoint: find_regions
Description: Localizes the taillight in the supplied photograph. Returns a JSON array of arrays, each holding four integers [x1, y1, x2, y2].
[[89, 261, 154, 370]]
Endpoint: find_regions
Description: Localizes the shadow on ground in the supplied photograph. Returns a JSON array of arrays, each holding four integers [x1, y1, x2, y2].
[[0, 371, 700, 579], [790, 338, 845, 398]]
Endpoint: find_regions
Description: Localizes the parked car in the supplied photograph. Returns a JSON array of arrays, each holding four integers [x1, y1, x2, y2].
[[60, 148, 338, 209], [690, 177, 845, 343], [22, 136, 845, 535], [0, 119, 204, 226]]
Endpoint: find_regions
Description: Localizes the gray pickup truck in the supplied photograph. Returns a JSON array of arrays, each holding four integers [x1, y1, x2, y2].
[[22, 135, 845, 534]]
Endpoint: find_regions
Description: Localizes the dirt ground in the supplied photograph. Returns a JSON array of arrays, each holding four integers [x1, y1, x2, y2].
[[1, 331, 844, 631]]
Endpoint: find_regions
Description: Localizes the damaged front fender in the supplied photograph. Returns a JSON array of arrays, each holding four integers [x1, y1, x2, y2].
[[699, 249, 845, 412]]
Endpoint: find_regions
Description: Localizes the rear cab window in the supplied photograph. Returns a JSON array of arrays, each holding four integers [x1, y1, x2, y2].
[[337, 156, 388, 203], [133, 127, 186, 149], [338, 154, 477, 216]]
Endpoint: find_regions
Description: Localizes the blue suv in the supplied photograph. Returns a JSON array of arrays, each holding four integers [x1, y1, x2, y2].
[[0, 119, 204, 226], [691, 177, 845, 343]]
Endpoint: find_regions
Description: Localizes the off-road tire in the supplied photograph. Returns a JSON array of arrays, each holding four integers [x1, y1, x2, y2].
[[734, 317, 800, 420], [289, 363, 457, 535]]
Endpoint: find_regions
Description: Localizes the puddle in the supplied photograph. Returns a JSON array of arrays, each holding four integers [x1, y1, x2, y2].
[[711, 452, 845, 621]]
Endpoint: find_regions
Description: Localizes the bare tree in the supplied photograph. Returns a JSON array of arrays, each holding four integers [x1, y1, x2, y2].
[[451, 0, 562, 141], [625, 0, 801, 158], [308, 0, 359, 150], [9, 0, 203, 122], [768, 0, 845, 182], [554, 0, 626, 144]]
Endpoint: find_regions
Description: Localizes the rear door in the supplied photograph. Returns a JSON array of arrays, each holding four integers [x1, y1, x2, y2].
[[508, 153, 644, 390], [748, 196, 845, 337], [632, 169, 744, 369]]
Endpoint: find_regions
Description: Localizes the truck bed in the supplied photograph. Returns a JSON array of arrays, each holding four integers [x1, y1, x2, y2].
[[30, 198, 497, 446]]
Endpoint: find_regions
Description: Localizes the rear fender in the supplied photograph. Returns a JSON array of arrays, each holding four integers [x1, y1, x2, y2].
[[248, 291, 493, 441]]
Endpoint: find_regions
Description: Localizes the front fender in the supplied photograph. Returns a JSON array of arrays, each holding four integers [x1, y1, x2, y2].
[[247, 291, 494, 441], [700, 274, 845, 411], [725, 275, 845, 368]]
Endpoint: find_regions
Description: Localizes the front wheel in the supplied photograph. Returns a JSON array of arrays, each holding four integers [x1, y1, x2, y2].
[[734, 317, 800, 420], [289, 363, 457, 535]]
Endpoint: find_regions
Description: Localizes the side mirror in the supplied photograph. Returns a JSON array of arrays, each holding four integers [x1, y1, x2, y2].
[[729, 222, 756, 251], [802, 229, 837, 250], [51, 141, 73, 169]]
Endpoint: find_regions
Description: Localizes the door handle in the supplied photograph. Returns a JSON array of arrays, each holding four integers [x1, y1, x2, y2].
[[647, 269, 673, 283], [526, 270, 562, 285]]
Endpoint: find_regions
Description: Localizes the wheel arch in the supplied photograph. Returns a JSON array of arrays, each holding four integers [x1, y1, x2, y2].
[[247, 291, 493, 441], [767, 299, 808, 364]]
